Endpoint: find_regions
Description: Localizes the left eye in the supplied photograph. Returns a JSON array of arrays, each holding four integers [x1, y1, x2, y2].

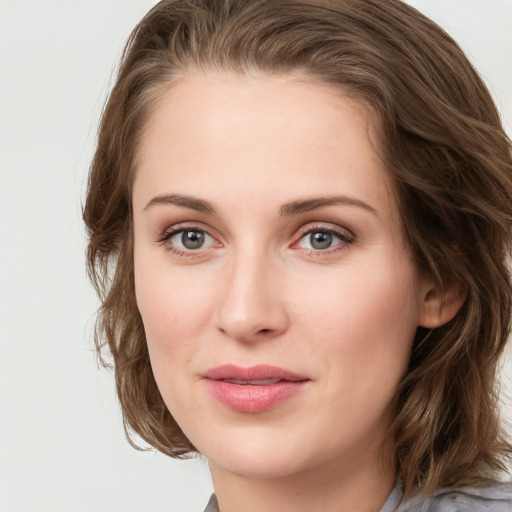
[[297, 230, 347, 251], [168, 229, 215, 250]]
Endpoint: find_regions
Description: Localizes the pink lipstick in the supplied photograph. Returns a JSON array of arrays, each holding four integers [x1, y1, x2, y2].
[[202, 364, 309, 413]]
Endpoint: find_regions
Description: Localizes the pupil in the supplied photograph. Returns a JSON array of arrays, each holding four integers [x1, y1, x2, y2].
[[182, 230, 204, 249], [311, 231, 332, 250]]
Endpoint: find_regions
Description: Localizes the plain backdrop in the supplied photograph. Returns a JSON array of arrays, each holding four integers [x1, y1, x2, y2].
[[0, 1, 511, 511]]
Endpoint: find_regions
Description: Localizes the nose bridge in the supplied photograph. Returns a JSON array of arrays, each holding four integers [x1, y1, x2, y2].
[[215, 243, 287, 342]]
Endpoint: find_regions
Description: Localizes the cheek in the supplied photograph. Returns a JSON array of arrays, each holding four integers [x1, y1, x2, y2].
[[133, 261, 217, 420], [134, 254, 215, 363], [295, 257, 418, 383], [292, 262, 418, 446]]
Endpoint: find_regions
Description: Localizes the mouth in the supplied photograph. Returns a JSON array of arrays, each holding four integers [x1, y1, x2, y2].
[[203, 364, 308, 382], [221, 378, 285, 385], [202, 364, 310, 413]]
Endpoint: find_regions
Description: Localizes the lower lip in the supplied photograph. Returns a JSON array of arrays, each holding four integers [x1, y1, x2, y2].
[[204, 379, 308, 413]]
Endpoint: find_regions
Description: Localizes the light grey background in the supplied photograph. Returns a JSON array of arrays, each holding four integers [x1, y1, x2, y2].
[[0, 1, 510, 511]]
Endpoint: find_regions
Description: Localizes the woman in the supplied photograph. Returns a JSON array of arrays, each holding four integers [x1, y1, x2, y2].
[[83, 0, 512, 510]]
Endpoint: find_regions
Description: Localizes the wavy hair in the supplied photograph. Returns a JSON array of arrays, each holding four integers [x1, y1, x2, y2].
[[83, 0, 512, 496]]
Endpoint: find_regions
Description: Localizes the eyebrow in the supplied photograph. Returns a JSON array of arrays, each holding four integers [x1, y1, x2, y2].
[[144, 194, 217, 214], [279, 195, 379, 217], [143, 193, 378, 217]]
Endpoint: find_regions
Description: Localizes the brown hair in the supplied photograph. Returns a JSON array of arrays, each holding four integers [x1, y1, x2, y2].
[[83, 0, 512, 496]]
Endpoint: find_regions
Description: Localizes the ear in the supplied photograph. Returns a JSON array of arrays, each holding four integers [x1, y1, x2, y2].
[[418, 280, 466, 328]]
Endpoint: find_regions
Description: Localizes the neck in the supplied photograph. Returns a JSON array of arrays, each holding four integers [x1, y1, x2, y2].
[[209, 442, 396, 512]]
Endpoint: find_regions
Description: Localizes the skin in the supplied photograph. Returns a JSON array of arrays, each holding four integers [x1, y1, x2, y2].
[[132, 71, 462, 512]]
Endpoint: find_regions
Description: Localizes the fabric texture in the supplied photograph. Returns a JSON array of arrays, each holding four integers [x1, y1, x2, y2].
[[203, 482, 512, 511]]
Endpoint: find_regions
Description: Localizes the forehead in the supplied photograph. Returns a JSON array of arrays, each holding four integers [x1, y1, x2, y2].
[[133, 71, 395, 222]]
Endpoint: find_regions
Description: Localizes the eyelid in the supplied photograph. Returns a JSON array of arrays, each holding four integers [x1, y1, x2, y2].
[[157, 221, 218, 241], [155, 221, 355, 258], [294, 222, 355, 241], [157, 222, 222, 256], [291, 222, 355, 253]]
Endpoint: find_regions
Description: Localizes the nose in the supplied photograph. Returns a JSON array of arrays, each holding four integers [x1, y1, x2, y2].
[[214, 250, 289, 344]]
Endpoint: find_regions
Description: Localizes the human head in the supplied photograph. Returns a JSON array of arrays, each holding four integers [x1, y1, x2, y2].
[[84, 0, 512, 496]]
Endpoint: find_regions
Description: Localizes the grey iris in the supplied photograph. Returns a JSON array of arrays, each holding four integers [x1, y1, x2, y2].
[[310, 231, 332, 250], [182, 230, 205, 249]]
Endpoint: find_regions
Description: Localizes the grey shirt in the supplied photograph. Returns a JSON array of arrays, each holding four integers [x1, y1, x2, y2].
[[203, 482, 512, 511]]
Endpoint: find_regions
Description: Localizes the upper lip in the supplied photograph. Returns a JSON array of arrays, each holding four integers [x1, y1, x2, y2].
[[202, 364, 309, 382]]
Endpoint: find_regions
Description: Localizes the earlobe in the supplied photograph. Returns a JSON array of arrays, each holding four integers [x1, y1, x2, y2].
[[418, 281, 466, 328]]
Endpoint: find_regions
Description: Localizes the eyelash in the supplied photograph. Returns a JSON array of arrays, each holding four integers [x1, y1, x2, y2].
[[157, 223, 355, 258], [157, 224, 219, 258], [294, 224, 355, 256]]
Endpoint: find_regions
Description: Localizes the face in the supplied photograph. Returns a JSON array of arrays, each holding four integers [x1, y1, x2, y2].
[[132, 71, 432, 482]]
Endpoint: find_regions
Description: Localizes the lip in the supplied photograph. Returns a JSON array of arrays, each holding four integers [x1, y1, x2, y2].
[[202, 364, 310, 413]]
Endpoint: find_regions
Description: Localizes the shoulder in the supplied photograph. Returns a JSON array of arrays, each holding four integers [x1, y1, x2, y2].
[[397, 482, 512, 512], [203, 494, 219, 512]]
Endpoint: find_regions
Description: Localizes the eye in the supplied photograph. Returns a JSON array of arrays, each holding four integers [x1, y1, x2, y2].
[[159, 226, 218, 254], [172, 229, 211, 250], [295, 226, 354, 253]]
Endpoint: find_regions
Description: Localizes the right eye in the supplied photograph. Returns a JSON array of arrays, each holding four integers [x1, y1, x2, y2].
[[159, 227, 219, 255], [172, 229, 212, 250]]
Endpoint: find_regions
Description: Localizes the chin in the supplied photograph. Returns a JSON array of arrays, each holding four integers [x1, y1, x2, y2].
[[210, 451, 309, 480], [196, 427, 304, 478], [201, 428, 344, 481]]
